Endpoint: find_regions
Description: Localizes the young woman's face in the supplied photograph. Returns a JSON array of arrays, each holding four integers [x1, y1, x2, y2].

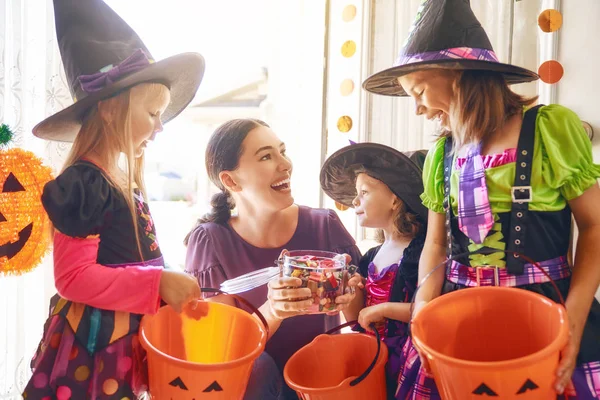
[[398, 69, 457, 129], [352, 173, 398, 229], [226, 125, 294, 211], [130, 84, 171, 158]]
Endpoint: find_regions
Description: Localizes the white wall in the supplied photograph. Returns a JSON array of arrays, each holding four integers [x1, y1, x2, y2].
[[554, 0, 600, 300]]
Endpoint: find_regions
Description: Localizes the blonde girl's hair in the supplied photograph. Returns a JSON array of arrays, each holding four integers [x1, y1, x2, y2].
[[62, 83, 170, 258]]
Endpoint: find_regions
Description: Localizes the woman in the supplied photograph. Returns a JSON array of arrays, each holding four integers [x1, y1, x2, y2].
[[185, 118, 361, 399], [363, 0, 600, 398]]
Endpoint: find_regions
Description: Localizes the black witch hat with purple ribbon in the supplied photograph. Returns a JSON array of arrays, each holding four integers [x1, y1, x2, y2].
[[34, 0, 205, 142], [363, 0, 538, 96], [320, 141, 428, 222]]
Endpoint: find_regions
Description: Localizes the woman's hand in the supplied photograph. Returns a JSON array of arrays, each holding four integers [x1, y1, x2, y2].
[[159, 269, 202, 313], [266, 276, 313, 319]]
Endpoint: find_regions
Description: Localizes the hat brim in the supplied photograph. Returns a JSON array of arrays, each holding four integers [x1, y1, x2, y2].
[[33, 52, 205, 142], [363, 59, 539, 96], [320, 143, 428, 221]]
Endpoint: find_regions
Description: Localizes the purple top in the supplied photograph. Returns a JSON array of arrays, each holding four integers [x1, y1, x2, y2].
[[185, 205, 362, 370]]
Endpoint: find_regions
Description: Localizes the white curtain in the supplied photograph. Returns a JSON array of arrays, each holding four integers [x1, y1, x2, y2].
[[0, 1, 70, 398]]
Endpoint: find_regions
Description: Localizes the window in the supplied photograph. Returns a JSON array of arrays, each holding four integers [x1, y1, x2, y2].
[[106, 0, 331, 268]]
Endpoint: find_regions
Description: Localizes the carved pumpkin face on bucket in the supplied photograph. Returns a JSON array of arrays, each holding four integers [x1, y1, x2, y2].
[[472, 378, 541, 397], [0, 125, 53, 275], [167, 376, 224, 398]]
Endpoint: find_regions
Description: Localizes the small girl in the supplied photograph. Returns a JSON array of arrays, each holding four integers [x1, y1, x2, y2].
[[320, 142, 427, 396], [23, 0, 204, 398]]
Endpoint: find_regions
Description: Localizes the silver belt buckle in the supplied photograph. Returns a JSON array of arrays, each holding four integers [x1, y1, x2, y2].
[[511, 186, 533, 203], [475, 266, 500, 286]]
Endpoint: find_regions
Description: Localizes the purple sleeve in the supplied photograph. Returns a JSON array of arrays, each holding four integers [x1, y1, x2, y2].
[[184, 226, 227, 289], [325, 209, 362, 266]]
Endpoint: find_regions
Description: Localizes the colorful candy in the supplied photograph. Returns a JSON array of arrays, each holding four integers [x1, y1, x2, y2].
[[282, 252, 347, 313]]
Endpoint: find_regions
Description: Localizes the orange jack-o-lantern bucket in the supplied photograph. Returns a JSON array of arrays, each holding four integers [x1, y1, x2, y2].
[[283, 322, 388, 400], [139, 289, 268, 399], [410, 251, 569, 399]]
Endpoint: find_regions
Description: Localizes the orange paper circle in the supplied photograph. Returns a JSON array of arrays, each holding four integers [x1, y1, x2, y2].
[[538, 60, 564, 84], [337, 116, 353, 132], [538, 9, 563, 33], [342, 5, 357, 22], [340, 79, 354, 96], [341, 40, 356, 57], [335, 202, 350, 211]]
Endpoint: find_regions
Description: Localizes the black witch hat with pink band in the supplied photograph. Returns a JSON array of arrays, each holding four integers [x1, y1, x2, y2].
[[320, 142, 428, 222], [34, 0, 205, 142], [363, 0, 538, 96]]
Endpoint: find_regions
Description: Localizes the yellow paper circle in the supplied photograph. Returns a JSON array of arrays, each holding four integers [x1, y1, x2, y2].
[[342, 5, 357, 22], [335, 202, 350, 211], [340, 79, 354, 96], [538, 9, 563, 33], [337, 116, 353, 133], [341, 41, 356, 58]]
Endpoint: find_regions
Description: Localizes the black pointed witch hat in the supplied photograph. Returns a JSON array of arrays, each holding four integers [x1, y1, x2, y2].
[[320, 142, 428, 222], [34, 0, 205, 142], [363, 0, 538, 96]]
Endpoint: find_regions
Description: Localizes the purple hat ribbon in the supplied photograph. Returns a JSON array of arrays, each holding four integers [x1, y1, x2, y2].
[[78, 49, 151, 94]]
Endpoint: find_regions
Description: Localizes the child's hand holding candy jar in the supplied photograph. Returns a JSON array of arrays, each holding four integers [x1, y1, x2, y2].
[[334, 270, 365, 318]]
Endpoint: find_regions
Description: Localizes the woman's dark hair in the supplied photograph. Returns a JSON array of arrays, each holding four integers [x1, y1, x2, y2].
[[184, 118, 269, 245]]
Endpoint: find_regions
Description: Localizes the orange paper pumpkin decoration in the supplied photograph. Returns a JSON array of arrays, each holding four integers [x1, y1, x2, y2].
[[0, 125, 54, 275]]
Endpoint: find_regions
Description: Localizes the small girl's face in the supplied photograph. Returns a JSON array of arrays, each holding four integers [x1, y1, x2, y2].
[[352, 173, 397, 229], [397, 69, 457, 129], [130, 84, 171, 158]]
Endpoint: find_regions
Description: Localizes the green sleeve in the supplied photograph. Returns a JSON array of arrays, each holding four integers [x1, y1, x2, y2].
[[420, 137, 446, 213], [538, 104, 600, 200]]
